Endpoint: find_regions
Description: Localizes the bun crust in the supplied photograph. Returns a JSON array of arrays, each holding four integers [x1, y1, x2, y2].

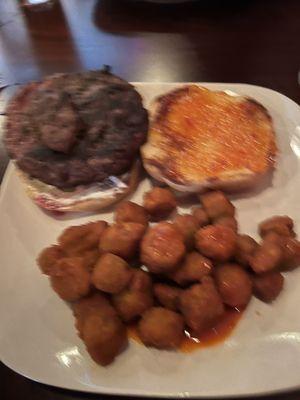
[[141, 85, 277, 193]]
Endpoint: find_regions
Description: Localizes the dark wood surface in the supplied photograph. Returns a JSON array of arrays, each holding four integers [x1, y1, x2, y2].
[[1, 0, 300, 399]]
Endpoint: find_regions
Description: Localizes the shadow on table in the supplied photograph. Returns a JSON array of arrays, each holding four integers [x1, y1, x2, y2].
[[93, 0, 256, 34]]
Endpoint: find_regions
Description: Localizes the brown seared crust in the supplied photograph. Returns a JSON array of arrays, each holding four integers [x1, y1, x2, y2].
[[5, 70, 148, 190], [5, 83, 41, 159], [142, 85, 277, 192]]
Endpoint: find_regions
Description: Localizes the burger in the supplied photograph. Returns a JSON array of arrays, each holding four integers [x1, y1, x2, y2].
[[4, 67, 148, 212]]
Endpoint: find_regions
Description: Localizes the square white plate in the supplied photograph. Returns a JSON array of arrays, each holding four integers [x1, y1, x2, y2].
[[1, 83, 300, 398]]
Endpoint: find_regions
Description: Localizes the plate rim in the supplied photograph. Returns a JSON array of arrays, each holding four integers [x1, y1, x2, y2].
[[1, 354, 300, 399]]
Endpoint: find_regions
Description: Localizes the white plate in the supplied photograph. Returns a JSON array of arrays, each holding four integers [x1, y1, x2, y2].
[[1, 83, 300, 398]]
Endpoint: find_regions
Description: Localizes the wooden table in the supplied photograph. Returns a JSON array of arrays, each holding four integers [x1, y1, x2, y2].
[[1, 0, 300, 399]]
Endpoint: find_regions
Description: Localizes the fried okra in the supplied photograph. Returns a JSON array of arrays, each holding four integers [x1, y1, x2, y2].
[[140, 222, 185, 273], [143, 187, 176, 219], [73, 293, 127, 366], [195, 225, 237, 262], [59, 221, 108, 255], [179, 277, 224, 333], [91, 253, 133, 294], [115, 201, 149, 227], [173, 214, 199, 249], [169, 252, 213, 285], [153, 284, 181, 311], [215, 263, 252, 308], [252, 272, 284, 303], [99, 222, 145, 259], [200, 191, 235, 220], [112, 270, 153, 322], [259, 216, 295, 238], [138, 307, 184, 349], [50, 257, 91, 302]]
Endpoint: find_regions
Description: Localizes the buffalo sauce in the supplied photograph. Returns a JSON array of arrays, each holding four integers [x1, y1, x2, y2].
[[180, 307, 243, 352], [148, 85, 277, 184], [127, 307, 243, 352]]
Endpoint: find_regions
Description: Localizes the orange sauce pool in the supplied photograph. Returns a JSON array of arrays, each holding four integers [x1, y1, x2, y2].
[[128, 307, 243, 352]]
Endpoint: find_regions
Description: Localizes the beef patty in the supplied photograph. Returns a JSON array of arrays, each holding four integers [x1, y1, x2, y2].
[[5, 69, 148, 189]]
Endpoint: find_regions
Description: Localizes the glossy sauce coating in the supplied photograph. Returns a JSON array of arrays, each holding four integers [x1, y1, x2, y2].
[[128, 307, 243, 352], [148, 86, 276, 183]]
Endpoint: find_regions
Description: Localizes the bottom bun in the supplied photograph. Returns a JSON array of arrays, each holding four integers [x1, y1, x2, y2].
[[144, 161, 272, 194], [17, 161, 141, 213]]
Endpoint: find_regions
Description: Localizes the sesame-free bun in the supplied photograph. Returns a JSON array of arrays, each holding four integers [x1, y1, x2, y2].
[[17, 160, 140, 213], [141, 85, 277, 193]]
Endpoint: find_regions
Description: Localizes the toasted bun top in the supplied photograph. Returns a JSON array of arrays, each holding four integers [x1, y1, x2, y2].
[[141, 85, 277, 192]]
